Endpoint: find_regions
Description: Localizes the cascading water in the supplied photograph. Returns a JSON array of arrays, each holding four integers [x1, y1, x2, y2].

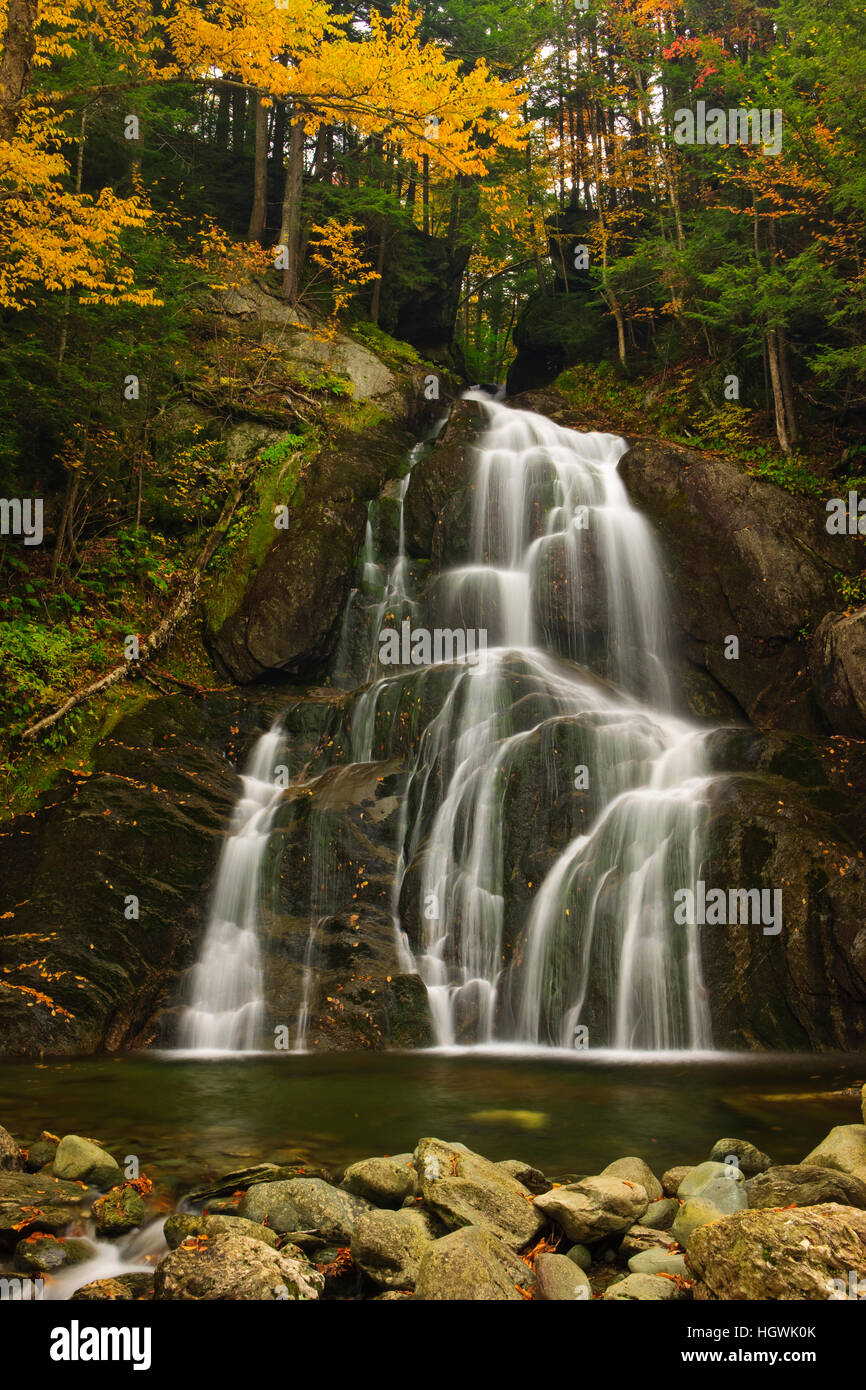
[[345, 395, 716, 1050], [183, 395, 717, 1055], [179, 723, 284, 1052]]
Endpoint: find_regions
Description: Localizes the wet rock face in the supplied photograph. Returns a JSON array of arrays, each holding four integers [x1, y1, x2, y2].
[[809, 607, 866, 737], [615, 437, 862, 732], [0, 688, 326, 1056], [699, 770, 866, 1051], [212, 424, 414, 684], [403, 398, 485, 565]]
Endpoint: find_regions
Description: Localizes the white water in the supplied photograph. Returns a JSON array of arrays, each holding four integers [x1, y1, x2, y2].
[[183, 396, 716, 1055], [179, 724, 284, 1052], [37, 1218, 168, 1300], [349, 396, 716, 1050]]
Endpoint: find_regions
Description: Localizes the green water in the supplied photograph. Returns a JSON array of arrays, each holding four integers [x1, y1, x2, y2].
[[1, 1050, 862, 1194]]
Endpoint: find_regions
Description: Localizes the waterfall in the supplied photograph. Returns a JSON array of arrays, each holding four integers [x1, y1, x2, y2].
[[183, 395, 717, 1055], [344, 395, 716, 1050], [179, 724, 284, 1052]]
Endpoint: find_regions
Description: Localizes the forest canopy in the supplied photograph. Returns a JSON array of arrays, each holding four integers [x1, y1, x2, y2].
[[3, 0, 866, 772]]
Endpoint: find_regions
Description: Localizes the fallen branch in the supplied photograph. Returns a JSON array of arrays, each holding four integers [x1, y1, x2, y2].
[[20, 460, 259, 743]]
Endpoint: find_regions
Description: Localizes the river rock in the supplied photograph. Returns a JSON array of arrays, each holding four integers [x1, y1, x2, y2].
[[639, 1198, 678, 1230], [600, 1157, 663, 1201], [672, 1198, 727, 1245], [801, 1124, 866, 1184], [414, 1137, 545, 1249], [24, 1135, 59, 1172], [15, 1234, 94, 1272], [678, 1161, 747, 1214], [565, 1243, 592, 1271], [92, 1185, 145, 1235], [708, 1138, 772, 1175], [53, 1135, 122, 1190], [414, 1226, 533, 1301], [746, 1164, 866, 1210], [533, 1252, 591, 1301], [0, 1125, 21, 1172], [341, 1155, 417, 1207], [662, 1165, 693, 1196], [628, 1248, 689, 1278], [604, 1273, 684, 1301], [496, 1160, 551, 1194], [164, 1212, 279, 1250], [350, 1207, 439, 1290], [0, 1171, 91, 1245], [154, 1231, 324, 1300], [238, 1177, 373, 1242], [533, 1176, 649, 1243], [687, 1203, 866, 1300], [71, 1273, 155, 1300], [619, 1225, 680, 1260]]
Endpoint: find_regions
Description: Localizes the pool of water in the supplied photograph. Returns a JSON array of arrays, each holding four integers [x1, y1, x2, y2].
[[2, 1049, 863, 1194]]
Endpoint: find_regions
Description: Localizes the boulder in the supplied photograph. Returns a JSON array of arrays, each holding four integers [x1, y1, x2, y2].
[[678, 1162, 748, 1215], [628, 1248, 689, 1279], [0, 1170, 90, 1245], [600, 1157, 663, 1201], [662, 1166, 693, 1197], [414, 1137, 545, 1250], [687, 1203, 866, 1300], [350, 1207, 438, 1290], [414, 1227, 533, 1301], [0, 1125, 21, 1172], [15, 1234, 94, 1272], [672, 1198, 727, 1246], [238, 1177, 373, 1243], [746, 1164, 866, 1211], [71, 1273, 154, 1300], [533, 1176, 649, 1243], [639, 1198, 679, 1231], [604, 1273, 685, 1301], [707, 1138, 772, 1176], [53, 1135, 122, 1191], [496, 1160, 551, 1194], [154, 1231, 324, 1300], [92, 1185, 145, 1236], [809, 607, 866, 737], [23, 1135, 59, 1172], [341, 1155, 417, 1208], [533, 1252, 591, 1301], [163, 1213, 279, 1250], [619, 1225, 680, 1261], [801, 1125, 866, 1184]]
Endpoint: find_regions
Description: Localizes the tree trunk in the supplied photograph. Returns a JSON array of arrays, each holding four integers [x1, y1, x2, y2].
[[215, 84, 230, 150], [247, 93, 269, 242], [766, 329, 792, 454], [0, 0, 37, 142], [279, 114, 305, 304], [231, 87, 246, 151], [422, 153, 430, 234], [370, 227, 386, 324]]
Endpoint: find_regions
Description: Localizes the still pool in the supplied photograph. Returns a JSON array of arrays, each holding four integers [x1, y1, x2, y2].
[[1, 1048, 863, 1192]]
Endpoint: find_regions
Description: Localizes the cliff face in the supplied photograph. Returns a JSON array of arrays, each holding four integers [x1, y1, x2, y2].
[[2, 383, 865, 1056]]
